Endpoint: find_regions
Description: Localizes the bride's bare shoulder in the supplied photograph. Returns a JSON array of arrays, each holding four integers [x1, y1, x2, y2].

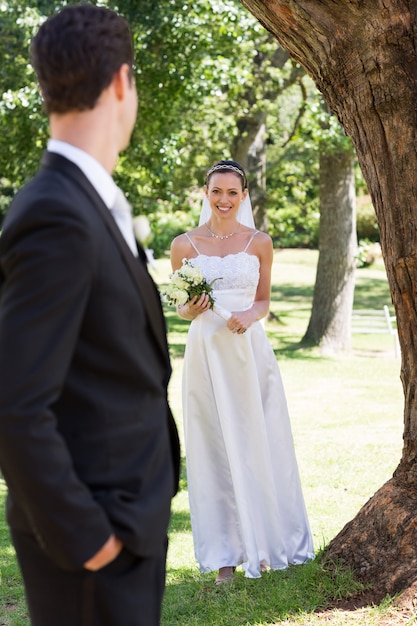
[[254, 230, 272, 246], [171, 232, 190, 255], [172, 225, 207, 245], [171, 227, 206, 266], [240, 227, 271, 246]]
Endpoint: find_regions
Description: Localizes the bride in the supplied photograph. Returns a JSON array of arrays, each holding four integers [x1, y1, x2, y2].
[[170, 160, 314, 584]]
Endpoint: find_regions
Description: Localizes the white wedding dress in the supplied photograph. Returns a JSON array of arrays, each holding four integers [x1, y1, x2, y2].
[[182, 233, 314, 578]]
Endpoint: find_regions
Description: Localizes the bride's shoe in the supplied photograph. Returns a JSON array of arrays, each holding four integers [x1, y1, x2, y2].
[[215, 566, 236, 585]]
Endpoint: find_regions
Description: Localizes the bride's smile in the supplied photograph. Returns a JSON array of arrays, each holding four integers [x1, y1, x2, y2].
[[205, 171, 248, 224]]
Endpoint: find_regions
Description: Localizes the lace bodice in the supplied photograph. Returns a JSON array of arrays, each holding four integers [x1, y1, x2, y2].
[[191, 252, 260, 291]]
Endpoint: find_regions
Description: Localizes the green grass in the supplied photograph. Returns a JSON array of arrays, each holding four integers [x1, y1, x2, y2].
[[0, 483, 28, 625], [0, 249, 409, 625], [162, 556, 365, 626]]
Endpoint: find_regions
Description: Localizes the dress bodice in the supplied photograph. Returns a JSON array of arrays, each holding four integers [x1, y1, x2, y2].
[[191, 252, 260, 292]]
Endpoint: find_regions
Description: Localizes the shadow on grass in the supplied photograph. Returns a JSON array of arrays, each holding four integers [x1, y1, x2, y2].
[[266, 315, 323, 360], [164, 307, 187, 359], [270, 341, 320, 360], [168, 343, 186, 360], [354, 275, 392, 309], [271, 283, 314, 301], [164, 307, 190, 331], [272, 269, 391, 302], [272, 275, 391, 311], [162, 555, 365, 626], [169, 509, 192, 534], [176, 456, 188, 493]]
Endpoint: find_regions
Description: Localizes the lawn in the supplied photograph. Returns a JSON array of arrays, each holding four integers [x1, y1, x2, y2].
[[0, 249, 411, 625]]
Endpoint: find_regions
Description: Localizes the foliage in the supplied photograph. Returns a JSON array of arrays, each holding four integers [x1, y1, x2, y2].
[[356, 196, 379, 241], [0, 0, 374, 254], [112, 0, 264, 207], [355, 239, 382, 269], [148, 208, 198, 260], [0, 2, 46, 203], [269, 200, 320, 248], [266, 87, 323, 248]]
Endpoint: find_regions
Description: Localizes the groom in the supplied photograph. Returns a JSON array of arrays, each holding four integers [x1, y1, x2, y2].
[[0, 5, 179, 626]]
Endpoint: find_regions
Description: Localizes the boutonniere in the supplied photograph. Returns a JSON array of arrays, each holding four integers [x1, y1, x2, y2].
[[132, 215, 157, 270], [133, 215, 152, 247]]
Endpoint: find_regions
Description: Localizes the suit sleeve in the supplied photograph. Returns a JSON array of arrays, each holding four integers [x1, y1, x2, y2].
[[0, 197, 113, 569]]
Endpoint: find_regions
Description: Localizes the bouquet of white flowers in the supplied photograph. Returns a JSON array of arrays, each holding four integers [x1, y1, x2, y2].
[[163, 259, 219, 309]]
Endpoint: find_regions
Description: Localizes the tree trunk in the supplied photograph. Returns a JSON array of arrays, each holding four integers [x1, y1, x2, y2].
[[303, 148, 357, 354], [239, 0, 417, 599], [247, 121, 268, 232]]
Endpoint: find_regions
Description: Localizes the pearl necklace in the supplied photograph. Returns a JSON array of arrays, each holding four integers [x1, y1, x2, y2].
[[205, 223, 239, 240]]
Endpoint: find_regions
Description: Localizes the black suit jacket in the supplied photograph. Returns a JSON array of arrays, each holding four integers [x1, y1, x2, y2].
[[0, 152, 180, 570]]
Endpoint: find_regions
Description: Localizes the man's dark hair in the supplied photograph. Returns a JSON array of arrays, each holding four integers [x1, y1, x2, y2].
[[30, 4, 134, 114]]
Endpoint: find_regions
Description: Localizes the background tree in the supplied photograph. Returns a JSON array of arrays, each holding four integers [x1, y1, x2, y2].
[[238, 0, 417, 601], [302, 104, 357, 354]]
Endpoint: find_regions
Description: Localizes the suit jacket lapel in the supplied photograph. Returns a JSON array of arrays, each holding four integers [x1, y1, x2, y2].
[[41, 152, 170, 368], [92, 198, 170, 367]]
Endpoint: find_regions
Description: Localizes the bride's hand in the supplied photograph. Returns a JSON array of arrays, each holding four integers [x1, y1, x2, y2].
[[178, 294, 211, 320], [227, 311, 252, 334]]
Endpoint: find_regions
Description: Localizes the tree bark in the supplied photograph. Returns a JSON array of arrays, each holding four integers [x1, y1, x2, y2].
[[239, 0, 417, 599], [302, 148, 357, 354]]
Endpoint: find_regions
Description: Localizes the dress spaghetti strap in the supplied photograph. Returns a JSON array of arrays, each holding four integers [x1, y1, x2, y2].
[[184, 232, 201, 255], [243, 231, 259, 252]]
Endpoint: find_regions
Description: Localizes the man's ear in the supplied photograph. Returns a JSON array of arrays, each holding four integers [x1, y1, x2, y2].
[[113, 63, 131, 101]]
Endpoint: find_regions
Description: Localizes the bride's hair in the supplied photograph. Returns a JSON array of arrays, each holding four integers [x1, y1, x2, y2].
[[205, 160, 248, 190]]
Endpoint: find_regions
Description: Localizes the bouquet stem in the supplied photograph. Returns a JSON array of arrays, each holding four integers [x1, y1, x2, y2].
[[213, 304, 231, 321]]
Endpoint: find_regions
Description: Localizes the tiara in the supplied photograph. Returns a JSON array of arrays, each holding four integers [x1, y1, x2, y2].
[[206, 164, 246, 179]]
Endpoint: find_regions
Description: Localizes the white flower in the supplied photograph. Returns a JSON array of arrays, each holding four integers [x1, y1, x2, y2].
[[161, 258, 221, 309], [133, 215, 152, 245], [171, 287, 189, 305], [163, 283, 189, 305], [170, 271, 189, 290], [180, 263, 203, 284]]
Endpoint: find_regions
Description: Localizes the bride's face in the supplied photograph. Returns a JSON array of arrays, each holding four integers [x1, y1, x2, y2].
[[205, 172, 248, 221]]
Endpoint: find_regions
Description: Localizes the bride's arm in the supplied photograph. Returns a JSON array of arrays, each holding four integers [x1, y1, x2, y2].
[[227, 233, 273, 332], [170, 234, 190, 272], [170, 234, 211, 321], [252, 232, 273, 318]]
